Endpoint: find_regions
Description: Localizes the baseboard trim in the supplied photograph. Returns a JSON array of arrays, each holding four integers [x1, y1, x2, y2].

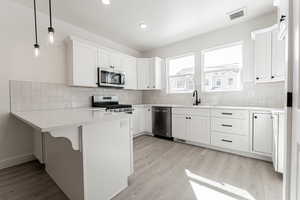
[[133, 132, 153, 138], [173, 138, 273, 162], [0, 154, 35, 170]]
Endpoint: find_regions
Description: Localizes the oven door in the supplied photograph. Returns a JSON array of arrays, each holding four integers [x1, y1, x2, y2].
[[97, 68, 125, 88]]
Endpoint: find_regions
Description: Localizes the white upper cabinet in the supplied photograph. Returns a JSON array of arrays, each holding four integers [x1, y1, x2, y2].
[[121, 56, 137, 90], [137, 57, 162, 90], [67, 39, 98, 87], [137, 58, 151, 89], [271, 30, 286, 82], [254, 31, 272, 82], [253, 26, 285, 83], [67, 37, 162, 90], [98, 49, 122, 71]]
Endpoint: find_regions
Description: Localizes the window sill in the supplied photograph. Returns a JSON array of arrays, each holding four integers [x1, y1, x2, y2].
[[202, 88, 243, 94], [167, 91, 193, 94]]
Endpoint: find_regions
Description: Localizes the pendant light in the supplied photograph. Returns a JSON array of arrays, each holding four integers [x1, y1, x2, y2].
[[48, 0, 55, 44], [33, 0, 39, 57]]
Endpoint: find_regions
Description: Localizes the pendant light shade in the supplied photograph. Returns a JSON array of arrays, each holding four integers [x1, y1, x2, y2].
[[33, 0, 39, 57], [48, 0, 55, 44]]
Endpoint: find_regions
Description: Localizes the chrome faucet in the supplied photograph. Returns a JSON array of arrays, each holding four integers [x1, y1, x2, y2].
[[192, 90, 201, 106]]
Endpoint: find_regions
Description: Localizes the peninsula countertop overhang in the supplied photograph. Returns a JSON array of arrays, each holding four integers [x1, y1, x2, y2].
[[11, 108, 131, 132]]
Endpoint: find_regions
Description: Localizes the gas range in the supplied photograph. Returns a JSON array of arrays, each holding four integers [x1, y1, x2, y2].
[[92, 95, 133, 113]]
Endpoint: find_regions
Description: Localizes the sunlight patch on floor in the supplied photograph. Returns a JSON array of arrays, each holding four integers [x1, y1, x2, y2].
[[185, 169, 256, 200]]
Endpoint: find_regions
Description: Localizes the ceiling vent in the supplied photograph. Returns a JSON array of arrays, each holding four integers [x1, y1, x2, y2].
[[227, 8, 246, 20]]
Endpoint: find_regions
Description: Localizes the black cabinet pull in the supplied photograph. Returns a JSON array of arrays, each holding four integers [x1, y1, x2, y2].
[[256, 77, 259, 80], [280, 15, 286, 22], [221, 139, 233, 143], [254, 116, 258, 119], [271, 76, 275, 79], [222, 112, 232, 115], [221, 124, 233, 127]]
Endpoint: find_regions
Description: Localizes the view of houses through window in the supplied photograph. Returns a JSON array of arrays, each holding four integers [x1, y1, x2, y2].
[[166, 42, 243, 94], [167, 54, 195, 93], [202, 42, 243, 92]]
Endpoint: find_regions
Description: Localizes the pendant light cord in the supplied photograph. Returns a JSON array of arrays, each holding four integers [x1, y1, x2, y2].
[[33, 0, 38, 44], [49, 0, 53, 28]]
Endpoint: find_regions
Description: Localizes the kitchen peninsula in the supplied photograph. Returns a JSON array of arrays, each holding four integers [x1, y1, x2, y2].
[[11, 108, 132, 200]]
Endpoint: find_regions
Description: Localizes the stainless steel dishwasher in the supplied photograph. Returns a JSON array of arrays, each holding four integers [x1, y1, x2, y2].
[[152, 106, 172, 138]]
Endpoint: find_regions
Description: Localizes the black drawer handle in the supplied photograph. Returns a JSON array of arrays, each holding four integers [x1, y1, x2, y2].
[[221, 139, 233, 143], [221, 124, 233, 127], [222, 112, 233, 115]]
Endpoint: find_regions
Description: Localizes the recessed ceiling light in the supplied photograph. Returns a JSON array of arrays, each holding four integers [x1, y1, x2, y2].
[[102, 0, 110, 5], [139, 22, 147, 29]]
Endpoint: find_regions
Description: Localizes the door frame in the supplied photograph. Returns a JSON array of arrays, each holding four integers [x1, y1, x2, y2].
[[285, 0, 300, 199]]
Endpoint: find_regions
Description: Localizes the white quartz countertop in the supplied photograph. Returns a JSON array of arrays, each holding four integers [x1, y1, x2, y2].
[[11, 108, 130, 132], [133, 104, 285, 112]]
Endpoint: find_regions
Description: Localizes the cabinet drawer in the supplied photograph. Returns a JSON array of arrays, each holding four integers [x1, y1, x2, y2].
[[212, 109, 249, 119], [211, 132, 249, 152], [172, 108, 210, 117], [212, 118, 249, 136]]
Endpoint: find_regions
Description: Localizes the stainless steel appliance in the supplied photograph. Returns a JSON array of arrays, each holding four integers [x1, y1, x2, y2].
[[92, 95, 133, 113], [97, 67, 125, 88], [152, 106, 172, 138]]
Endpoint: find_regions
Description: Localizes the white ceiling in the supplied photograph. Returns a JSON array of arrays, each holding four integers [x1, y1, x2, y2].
[[12, 0, 275, 52]]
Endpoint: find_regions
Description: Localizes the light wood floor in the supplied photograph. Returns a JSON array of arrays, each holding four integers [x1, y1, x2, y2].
[[0, 135, 282, 200]]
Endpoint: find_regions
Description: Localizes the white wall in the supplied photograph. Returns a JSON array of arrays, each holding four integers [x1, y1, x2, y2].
[[141, 13, 285, 107], [0, 0, 141, 168]]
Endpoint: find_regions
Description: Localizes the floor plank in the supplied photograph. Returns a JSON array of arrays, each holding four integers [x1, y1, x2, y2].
[[0, 135, 282, 200]]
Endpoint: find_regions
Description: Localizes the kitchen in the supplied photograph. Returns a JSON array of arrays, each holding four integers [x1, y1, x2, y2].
[[0, 0, 299, 200]]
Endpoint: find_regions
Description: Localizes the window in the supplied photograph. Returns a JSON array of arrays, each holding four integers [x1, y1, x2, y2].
[[202, 42, 243, 92], [167, 54, 195, 93]]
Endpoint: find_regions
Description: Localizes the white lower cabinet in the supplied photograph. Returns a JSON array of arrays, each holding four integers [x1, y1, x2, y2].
[[172, 108, 210, 145], [211, 132, 249, 152], [132, 106, 153, 137], [172, 115, 188, 140], [132, 106, 145, 136], [188, 116, 210, 144], [211, 109, 250, 152], [145, 106, 152, 133], [252, 113, 273, 155]]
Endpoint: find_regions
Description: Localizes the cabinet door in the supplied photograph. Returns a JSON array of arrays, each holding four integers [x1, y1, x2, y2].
[[122, 56, 137, 90], [131, 109, 139, 136], [145, 106, 152, 133], [137, 59, 150, 89], [253, 113, 273, 155], [271, 30, 285, 82], [149, 57, 162, 90], [111, 53, 122, 70], [73, 41, 98, 87], [254, 32, 272, 82], [172, 115, 187, 140], [98, 49, 112, 69], [136, 107, 146, 133], [188, 116, 210, 145]]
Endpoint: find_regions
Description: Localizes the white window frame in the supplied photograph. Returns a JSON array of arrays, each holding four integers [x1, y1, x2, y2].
[[201, 41, 244, 93], [166, 53, 195, 94]]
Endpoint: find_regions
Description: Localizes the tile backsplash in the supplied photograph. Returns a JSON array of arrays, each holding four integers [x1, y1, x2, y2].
[[10, 80, 285, 112], [143, 82, 285, 108], [10, 80, 143, 112]]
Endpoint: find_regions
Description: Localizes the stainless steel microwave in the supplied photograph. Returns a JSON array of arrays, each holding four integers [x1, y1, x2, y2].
[[97, 68, 125, 88]]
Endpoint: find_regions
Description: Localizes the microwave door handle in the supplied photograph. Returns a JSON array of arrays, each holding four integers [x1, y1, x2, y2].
[[97, 67, 100, 86]]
